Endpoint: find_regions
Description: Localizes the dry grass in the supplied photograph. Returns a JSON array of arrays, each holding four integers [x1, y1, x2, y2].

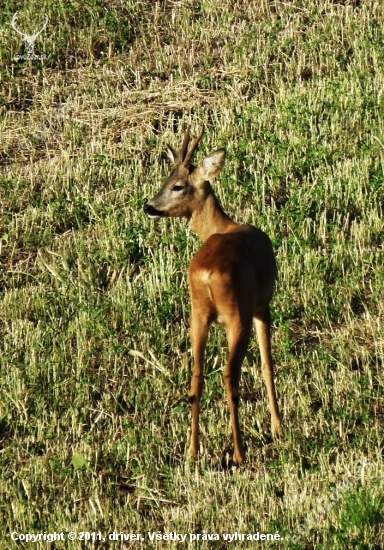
[[1, 0, 384, 548]]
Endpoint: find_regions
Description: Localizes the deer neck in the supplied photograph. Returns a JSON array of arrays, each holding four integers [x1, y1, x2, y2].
[[189, 191, 238, 242]]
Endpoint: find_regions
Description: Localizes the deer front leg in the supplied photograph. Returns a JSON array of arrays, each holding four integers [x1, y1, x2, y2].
[[189, 310, 209, 459]]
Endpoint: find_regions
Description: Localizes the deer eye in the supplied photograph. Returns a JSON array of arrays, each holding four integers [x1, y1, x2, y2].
[[172, 185, 184, 192]]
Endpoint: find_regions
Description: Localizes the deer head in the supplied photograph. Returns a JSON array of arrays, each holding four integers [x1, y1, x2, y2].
[[144, 127, 226, 220]]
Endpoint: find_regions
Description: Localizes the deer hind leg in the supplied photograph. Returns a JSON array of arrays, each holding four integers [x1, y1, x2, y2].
[[189, 306, 210, 459], [223, 316, 253, 464], [254, 307, 282, 436]]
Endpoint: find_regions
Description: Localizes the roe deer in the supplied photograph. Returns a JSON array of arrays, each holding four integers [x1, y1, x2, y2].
[[144, 128, 282, 464]]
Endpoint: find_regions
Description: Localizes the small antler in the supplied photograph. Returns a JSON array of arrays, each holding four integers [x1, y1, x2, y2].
[[180, 128, 191, 161], [166, 128, 190, 164], [183, 126, 205, 165], [166, 127, 204, 165]]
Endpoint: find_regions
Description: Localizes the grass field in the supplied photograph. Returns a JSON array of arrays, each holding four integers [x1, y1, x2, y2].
[[1, 0, 384, 548]]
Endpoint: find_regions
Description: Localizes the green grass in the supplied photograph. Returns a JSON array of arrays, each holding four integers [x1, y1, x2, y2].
[[1, 0, 384, 548]]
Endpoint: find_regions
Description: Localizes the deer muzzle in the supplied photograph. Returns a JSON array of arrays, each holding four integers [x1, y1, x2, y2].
[[143, 203, 165, 218]]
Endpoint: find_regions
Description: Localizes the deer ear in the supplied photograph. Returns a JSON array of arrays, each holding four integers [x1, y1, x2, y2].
[[166, 145, 178, 164], [196, 149, 226, 181]]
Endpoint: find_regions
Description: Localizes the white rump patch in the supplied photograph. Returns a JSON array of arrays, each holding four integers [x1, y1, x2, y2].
[[200, 269, 212, 284]]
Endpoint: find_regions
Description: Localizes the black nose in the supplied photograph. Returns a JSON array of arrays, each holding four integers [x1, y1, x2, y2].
[[144, 203, 163, 217]]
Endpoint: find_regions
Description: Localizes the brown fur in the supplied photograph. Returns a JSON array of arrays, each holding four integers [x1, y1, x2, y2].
[[144, 129, 282, 464]]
